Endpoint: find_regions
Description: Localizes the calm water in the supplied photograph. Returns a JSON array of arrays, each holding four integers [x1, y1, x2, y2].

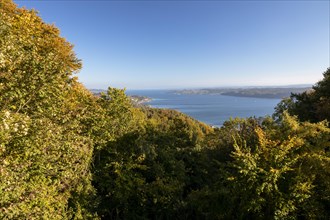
[[126, 90, 281, 127]]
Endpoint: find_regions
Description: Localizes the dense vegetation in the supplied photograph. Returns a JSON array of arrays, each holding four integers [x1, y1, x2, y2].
[[274, 68, 330, 123], [1, 1, 329, 219]]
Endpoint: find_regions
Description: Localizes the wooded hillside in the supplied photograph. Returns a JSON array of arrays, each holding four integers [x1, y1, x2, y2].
[[0, 1, 329, 219]]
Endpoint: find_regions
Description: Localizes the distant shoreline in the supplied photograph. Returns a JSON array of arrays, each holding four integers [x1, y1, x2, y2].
[[89, 87, 312, 100], [129, 95, 152, 105], [89, 89, 152, 105], [174, 87, 312, 99]]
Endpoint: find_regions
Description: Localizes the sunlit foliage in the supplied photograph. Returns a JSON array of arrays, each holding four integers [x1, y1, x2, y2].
[[1, 1, 329, 219]]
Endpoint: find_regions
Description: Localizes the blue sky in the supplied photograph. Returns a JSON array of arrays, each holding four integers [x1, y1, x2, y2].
[[16, 0, 329, 89]]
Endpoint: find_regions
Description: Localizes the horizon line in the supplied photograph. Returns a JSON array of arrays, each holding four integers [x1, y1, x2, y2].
[[87, 83, 314, 91]]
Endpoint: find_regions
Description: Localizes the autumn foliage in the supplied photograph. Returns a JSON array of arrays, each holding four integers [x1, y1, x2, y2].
[[0, 1, 329, 219]]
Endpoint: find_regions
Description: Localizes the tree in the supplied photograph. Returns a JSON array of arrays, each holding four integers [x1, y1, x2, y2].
[[0, 0, 81, 116], [0, 1, 97, 218], [274, 68, 330, 123], [226, 113, 330, 219]]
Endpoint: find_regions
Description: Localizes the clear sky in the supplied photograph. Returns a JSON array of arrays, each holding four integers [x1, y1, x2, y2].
[[16, 0, 329, 90]]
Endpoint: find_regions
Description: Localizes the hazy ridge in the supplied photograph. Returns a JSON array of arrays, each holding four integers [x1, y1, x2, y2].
[[175, 86, 312, 99]]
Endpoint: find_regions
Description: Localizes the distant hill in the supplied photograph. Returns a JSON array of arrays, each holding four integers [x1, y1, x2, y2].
[[175, 87, 312, 99], [89, 89, 107, 94]]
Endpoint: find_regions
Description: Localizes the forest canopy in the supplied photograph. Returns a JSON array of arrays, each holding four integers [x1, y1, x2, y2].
[[0, 1, 329, 219]]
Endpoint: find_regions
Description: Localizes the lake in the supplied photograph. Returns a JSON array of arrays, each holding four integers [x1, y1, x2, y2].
[[126, 90, 281, 127]]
